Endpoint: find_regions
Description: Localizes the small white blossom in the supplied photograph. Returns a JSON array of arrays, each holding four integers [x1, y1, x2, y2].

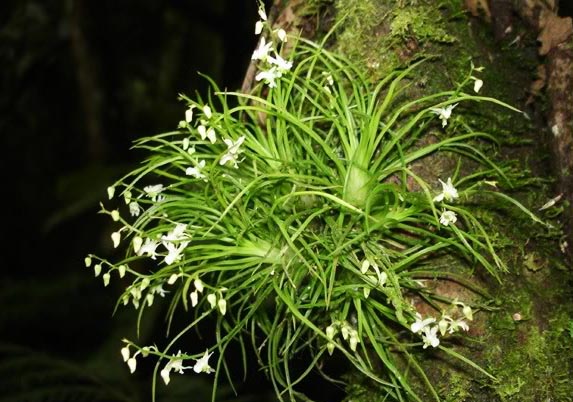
[[111, 210, 120, 222], [144, 184, 164, 202], [277, 28, 287, 42], [421, 325, 440, 349], [94, 264, 102, 277], [462, 305, 473, 321], [327, 342, 336, 355], [255, 20, 264, 35], [107, 186, 115, 200], [433, 177, 459, 203], [190, 290, 198, 307], [430, 103, 458, 127], [218, 298, 227, 315], [84, 256, 92, 267], [439, 210, 458, 226], [111, 231, 121, 248], [349, 333, 359, 352], [160, 351, 193, 385], [127, 357, 137, 373], [220, 136, 246, 168], [164, 242, 188, 265], [207, 294, 217, 308], [133, 236, 143, 253], [146, 293, 154, 307], [410, 313, 436, 334], [251, 37, 272, 61], [193, 350, 215, 374], [194, 279, 204, 293], [185, 106, 195, 123], [124, 190, 132, 203], [118, 264, 127, 278], [203, 105, 212, 119], [258, 7, 267, 21], [255, 67, 281, 88], [182, 137, 190, 151], [167, 273, 180, 285], [268, 54, 292, 73], [473, 78, 483, 93], [138, 238, 159, 259], [103, 272, 111, 287], [120, 345, 130, 362], [186, 160, 207, 180], [326, 325, 336, 340], [129, 201, 142, 217]]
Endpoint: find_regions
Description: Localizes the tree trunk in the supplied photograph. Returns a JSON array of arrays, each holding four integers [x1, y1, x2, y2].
[[267, 0, 573, 400]]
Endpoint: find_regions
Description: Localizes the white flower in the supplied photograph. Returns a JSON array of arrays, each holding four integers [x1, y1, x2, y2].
[[193, 350, 215, 374], [207, 293, 217, 308], [327, 342, 336, 355], [439, 210, 458, 226], [255, 67, 281, 88], [111, 231, 121, 248], [84, 256, 92, 267], [462, 305, 473, 321], [111, 210, 120, 222], [120, 345, 130, 362], [94, 264, 102, 277], [138, 238, 159, 259], [255, 20, 264, 35], [190, 290, 198, 307], [160, 351, 193, 385], [448, 318, 469, 334], [203, 105, 212, 119], [430, 103, 458, 127], [473, 78, 483, 93], [194, 279, 204, 293], [186, 160, 207, 180], [433, 177, 459, 203], [277, 28, 287, 42], [144, 184, 164, 202], [133, 236, 143, 253], [103, 272, 111, 287], [162, 223, 188, 242], [107, 186, 115, 199], [220, 136, 246, 168], [258, 7, 267, 21], [349, 332, 359, 352], [118, 264, 127, 278], [164, 242, 189, 265], [326, 324, 336, 340], [127, 357, 137, 373], [129, 201, 142, 217], [218, 298, 227, 315], [421, 325, 440, 349], [410, 313, 436, 334], [185, 106, 195, 123], [251, 37, 272, 61], [197, 125, 216, 143], [268, 54, 292, 73], [167, 273, 180, 285]]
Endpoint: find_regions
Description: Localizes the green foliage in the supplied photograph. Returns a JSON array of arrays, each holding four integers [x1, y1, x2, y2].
[[88, 22, 544, 402]]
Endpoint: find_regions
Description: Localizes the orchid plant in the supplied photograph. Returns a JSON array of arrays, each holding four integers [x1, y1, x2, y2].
[[86, 3, 544, 402]]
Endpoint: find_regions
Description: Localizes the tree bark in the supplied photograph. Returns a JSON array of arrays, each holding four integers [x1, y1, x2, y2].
[[264, 1, 573, 401]]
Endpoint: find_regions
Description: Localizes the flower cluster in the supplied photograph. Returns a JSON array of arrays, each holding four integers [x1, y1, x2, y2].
[[410, 300, 473, 349], [120, 341, 215, 386], [433, 177, 459, 227], [325, 320, 360, 355], [251, 2, 292, 88]]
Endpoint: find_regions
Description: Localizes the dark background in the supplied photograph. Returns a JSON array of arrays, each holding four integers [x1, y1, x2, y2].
[[0, 1, 285, 401]]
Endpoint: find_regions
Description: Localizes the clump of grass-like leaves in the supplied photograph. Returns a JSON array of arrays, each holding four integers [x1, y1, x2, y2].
[[87, 20, 542, 402]]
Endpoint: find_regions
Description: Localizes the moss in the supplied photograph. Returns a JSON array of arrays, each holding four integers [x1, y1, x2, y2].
[[484, 312, 573, 402], [326, 1, 573, 401]]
